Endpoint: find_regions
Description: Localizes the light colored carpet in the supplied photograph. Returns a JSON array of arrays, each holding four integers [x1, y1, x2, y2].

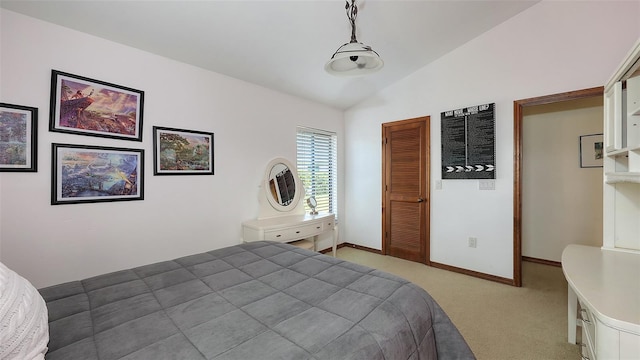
[[336, 247, 581, 360]]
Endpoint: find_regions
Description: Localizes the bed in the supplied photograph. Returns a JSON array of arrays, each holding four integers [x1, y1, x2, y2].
[[33, 241, 474, 360]]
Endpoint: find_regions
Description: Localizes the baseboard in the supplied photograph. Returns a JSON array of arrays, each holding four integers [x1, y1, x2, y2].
[[430, 261, 515, 285], [339, 242, 383, 254], [318, 246, 334, 254], [522, 256, 561, 267], [317, 243, 347, 254], [327, 242, 516, 286], [318, 242, 382, 255]]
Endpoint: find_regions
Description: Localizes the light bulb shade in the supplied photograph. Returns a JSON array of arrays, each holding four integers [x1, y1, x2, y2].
[[325, 42, 383, 76]]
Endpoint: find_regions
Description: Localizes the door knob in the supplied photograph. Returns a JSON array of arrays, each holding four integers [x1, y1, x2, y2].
[[417, 198, 424, 203]]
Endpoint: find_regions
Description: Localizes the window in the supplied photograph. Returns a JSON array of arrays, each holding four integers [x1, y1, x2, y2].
[[296, 127, 337, 219]]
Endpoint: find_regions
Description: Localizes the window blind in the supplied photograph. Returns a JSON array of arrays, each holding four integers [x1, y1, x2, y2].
[[296, 127, 337, 220]]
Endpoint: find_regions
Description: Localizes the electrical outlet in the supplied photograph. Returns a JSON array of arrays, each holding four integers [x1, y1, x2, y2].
[[468, 237, 477, 248]]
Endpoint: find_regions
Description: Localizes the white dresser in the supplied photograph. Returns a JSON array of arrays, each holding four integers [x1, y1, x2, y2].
[[242, 213, 336, 256], [562, 245, 640, 360]]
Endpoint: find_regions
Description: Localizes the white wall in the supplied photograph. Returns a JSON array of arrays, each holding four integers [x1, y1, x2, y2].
[[522, 97, 604, 262], [0, 9, 343, 288], [344, 1, 640, 279]]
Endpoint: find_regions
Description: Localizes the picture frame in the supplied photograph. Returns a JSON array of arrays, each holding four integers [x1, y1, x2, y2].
[[51, 143, 144, 205], [0, 102, 38, 172], [580, 133, 604, 168], [49, 70, 144, 141], [153, 126, 214, 175]]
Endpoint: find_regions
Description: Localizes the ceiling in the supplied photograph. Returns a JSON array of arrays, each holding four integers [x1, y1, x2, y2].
[[1, 0, 539, 110]]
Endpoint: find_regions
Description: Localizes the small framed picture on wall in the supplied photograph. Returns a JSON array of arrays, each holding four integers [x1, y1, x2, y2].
[[579, 133, 604, 168], [0, 102, 37, 172]]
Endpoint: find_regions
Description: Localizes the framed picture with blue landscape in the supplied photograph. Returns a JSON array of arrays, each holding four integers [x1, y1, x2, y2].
[[0, 103, 37, 172], [49, 70, 144, 141], [153, 126, 214, 175], [51, 143, 144, 205]]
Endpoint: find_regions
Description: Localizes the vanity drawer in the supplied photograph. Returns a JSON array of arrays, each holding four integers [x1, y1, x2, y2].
[[324, 219, 335, 230], [264, 222, 323, 242]]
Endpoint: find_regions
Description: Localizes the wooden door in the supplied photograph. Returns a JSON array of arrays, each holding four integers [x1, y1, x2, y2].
[[382, 117, 430, 264]]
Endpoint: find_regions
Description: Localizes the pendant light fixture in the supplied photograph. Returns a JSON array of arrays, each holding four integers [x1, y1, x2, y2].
[[325, 0, 383, 76]]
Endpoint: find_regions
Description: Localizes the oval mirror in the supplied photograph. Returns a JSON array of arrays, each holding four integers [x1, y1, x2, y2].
[[264, 158, 301, 212]]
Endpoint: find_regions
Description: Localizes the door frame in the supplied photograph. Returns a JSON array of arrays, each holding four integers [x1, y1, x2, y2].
[[513, 86, 603, 287], [381, 116, 431, 264]]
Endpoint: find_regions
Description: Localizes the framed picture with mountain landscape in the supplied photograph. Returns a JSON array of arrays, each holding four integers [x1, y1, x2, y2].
[[153, 126, 214, 175], [49, 70, 144, 141], [51, 143, 144, 205], [0, 103, 37, 172]]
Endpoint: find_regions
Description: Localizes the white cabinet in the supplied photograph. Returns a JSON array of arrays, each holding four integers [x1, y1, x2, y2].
[[627, 75, 640, 148], [603, 39, 640, 251], [605, 81, 624, 152]]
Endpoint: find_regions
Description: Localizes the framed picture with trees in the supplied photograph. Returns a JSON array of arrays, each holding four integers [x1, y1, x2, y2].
[[152, 126, 214, 175]]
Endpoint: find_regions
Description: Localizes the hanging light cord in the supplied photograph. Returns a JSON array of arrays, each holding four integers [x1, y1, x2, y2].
[[346, 0, 358, 43]]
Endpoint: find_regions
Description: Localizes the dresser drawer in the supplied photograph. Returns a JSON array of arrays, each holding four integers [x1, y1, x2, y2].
[[263, 222, 323, 242], [579, 302, 596, 347], [581, 323, 596, 360]]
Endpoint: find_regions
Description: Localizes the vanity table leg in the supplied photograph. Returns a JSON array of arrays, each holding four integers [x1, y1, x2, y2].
[[332, 226, 338, 257], [567, 286, 577, 344]]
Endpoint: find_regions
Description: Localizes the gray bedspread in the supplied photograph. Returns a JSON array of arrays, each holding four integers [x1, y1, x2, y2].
[[39, 241, 475, 360]]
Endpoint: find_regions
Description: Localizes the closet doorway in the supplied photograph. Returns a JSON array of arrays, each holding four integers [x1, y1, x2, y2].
[[513, 87, 603, 287]]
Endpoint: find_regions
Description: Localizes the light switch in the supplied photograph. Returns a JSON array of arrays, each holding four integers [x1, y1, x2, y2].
[[479, 180, 495, 190]]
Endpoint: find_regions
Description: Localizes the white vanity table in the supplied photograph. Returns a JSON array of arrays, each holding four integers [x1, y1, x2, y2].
[[242, 157, 337, 256], [243, 213, 336, 256]]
